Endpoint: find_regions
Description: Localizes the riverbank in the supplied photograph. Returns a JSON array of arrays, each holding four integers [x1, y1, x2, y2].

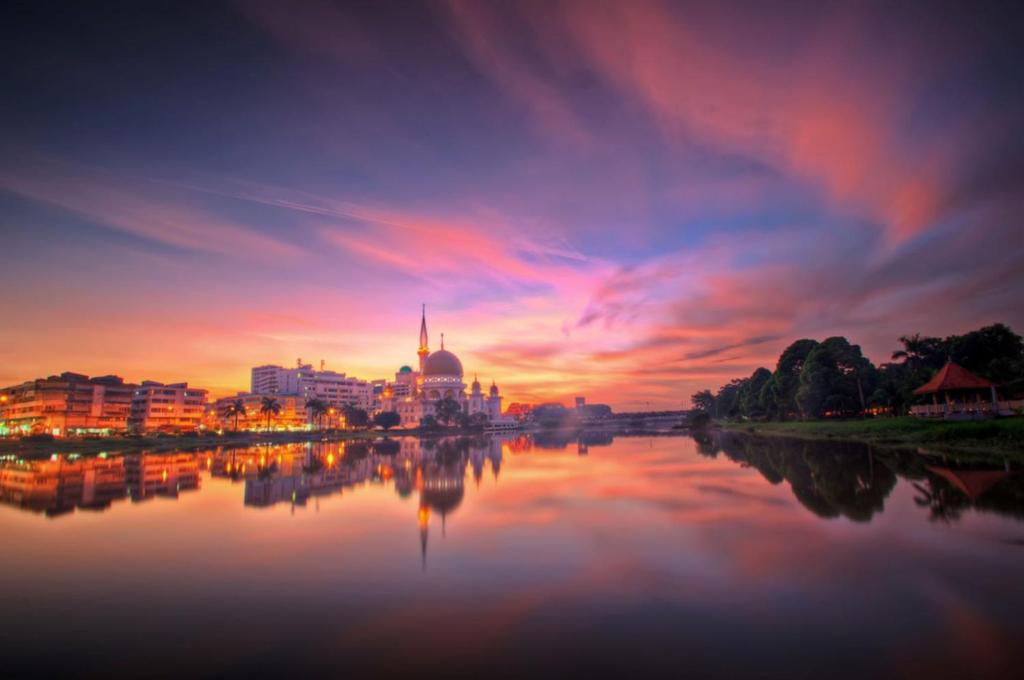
[[0, 429, 413, 460], [721, 416, 1024, 459]]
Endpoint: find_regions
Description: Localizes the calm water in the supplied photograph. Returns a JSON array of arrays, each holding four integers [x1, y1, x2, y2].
[[2, 432, 1023, 679]]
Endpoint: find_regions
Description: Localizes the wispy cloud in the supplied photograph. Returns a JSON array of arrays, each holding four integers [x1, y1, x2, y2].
[[0, 155, 303, 261]]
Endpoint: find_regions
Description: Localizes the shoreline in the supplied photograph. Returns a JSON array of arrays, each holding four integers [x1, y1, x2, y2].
[[5, 417, 1023, 463], [0, 428, 440, 460], [719, 416, 1024, 460]]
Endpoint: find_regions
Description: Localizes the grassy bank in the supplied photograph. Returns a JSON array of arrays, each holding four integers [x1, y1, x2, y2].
[[722, 416, 1024, 458]]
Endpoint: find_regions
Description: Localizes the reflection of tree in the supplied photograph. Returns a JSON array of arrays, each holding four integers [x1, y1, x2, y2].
[[912, 480, 966, 523], [344, 442, 370, 463], [372, 439, 401, 456], [711, 431, 1024, 524], [714, 433, 897, 521], [692, 431, 720, 459]]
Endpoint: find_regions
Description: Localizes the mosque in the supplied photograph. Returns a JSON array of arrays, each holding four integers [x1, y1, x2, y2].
[[381, 307, 506, 427]]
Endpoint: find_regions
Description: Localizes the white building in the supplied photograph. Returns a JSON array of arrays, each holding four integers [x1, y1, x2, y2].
[[250, 363, 374, 411], [380, 308, 509, 427]]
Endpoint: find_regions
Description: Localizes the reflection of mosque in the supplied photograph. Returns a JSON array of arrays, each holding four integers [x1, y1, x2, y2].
[[209, 436, 505, 568]]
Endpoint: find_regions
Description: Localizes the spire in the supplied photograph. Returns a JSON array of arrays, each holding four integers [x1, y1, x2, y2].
[[418, 304, 429, 351], [418, 305, 430, 374], [441, 332, 445, 350]]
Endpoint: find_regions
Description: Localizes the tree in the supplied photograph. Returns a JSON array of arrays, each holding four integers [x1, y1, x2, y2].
[[466, 411, 490, 430], [260, 397, 281, 431], [305, 398, 328, 430], [946, 323, 1024, 393], [739, 368, 772, 419], [870, 362, 913, 415], [420, 415, 439, 430], [891, 333, 946, 372], [714, 378, 748, 419], [434, 397, 462, 426], [796, 338, 874, 419], [691, 389, 715, 413], [688, 411, 711, 429], [230, 398, 245, 431], [373, 410, 401, 431], [767, 339, 819, 420], [821, 337, 875, 412], [890, 332, 947, 396], [343, 404, 369, 429]]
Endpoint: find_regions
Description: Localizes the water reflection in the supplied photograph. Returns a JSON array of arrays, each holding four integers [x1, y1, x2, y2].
[[2, 432, 1023, 678], [699, 431, 1023, 523], [1, 433, 1021, 528]]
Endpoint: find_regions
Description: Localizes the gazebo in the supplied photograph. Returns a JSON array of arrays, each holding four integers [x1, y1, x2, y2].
[[911, 361, 998, 418]]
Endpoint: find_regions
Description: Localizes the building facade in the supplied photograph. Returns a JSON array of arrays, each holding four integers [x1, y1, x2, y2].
[[0, 373, 136, 437], [128, 381, 208, 433], [250, 363, 374, 411]]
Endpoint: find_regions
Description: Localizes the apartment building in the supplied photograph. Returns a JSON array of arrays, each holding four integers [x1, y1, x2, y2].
[[0, 373, 136, 436], [250, 363, 374, 411], [128, 381, 208, 433]]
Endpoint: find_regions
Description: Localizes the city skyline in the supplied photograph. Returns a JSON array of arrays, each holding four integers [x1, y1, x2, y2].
[[2, 2, 1023, 410]]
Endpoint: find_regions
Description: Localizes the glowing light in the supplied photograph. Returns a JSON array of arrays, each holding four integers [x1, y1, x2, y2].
[[326, 452, 336, 466], [418, 506, 430, 528]]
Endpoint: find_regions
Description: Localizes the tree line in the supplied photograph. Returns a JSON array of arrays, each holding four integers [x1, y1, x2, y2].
[[691, 323, 1024, 420]]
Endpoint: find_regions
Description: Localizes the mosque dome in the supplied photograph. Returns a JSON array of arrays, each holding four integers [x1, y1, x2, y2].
[[489, 380, 499, 397], [422, 349, 463, 377], [421, 485, 464, 515], [398, 365, 413, 374]]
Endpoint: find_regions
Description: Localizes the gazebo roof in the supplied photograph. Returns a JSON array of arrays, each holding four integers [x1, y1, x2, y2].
[[913, 361, 995, 395]]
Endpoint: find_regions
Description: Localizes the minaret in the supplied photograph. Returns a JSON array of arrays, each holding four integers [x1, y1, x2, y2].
[[417, 304, 430, 373]]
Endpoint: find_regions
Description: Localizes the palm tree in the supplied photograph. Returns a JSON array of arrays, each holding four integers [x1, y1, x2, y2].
[[892, 333, 946, 370], [305, 398, 328, 430], [230, 398, 246, 431], [260, 397, 281, 432], [892, 334, 925, 364]]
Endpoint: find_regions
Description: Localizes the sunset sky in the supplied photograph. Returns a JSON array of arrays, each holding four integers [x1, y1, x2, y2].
[[2, 1, 1022, 408]]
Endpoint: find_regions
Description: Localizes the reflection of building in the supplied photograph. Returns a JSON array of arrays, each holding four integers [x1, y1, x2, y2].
[[124, 453, 201, 500], [251, 362, 374, 411], [0, 456, 127, 515], [208, 435, 507, 569], [129, 381, 208, 433], [0, 373, 136, 437], [380, 308, 510, 428]]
